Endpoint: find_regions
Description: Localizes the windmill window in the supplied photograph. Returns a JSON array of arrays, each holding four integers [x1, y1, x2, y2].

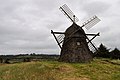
[[77, 42, 81, 45]]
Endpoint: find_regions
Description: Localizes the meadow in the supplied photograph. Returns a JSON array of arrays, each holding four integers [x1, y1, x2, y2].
[[0, 58, 120, 80]]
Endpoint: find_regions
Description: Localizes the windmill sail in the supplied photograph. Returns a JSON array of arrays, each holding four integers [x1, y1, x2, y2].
[[57, 34, 65, 44], [59, 4, 79, 22], [82, 15, 100, 30], [51, 4, 101, 63], [88, 41, 98, 53]]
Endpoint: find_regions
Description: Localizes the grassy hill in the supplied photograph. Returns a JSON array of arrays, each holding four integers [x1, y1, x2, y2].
[[0, 59, 120, 80]]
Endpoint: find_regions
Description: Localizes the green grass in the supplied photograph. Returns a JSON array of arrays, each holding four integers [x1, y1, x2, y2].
[[0, 59, 120, 80]]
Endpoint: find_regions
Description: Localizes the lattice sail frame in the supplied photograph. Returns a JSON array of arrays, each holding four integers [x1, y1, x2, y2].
[[59, 4, 79, 23], [81, 15, 101, 30], [88, 41, 98, 53], [57, 34, 65, 45]]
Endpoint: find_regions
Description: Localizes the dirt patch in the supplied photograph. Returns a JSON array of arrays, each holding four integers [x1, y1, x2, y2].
[[62, 77, 90, 80], [102, 60, 120, 65], [55, 65, 75, 73]]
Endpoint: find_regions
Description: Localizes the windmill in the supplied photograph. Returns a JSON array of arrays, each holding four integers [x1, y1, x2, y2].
[[51, 4, 101, 63]]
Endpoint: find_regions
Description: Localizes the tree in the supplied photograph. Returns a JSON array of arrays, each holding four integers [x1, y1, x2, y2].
[[0, 58, 3, 63], [4, 59, 10, 64], [23, 58, 31, 62], [110, 48, 120, 59], [95, 43, 110, 58]]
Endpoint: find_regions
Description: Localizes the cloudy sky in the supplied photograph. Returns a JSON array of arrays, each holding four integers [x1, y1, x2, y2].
[[0, 0, 120, 55]]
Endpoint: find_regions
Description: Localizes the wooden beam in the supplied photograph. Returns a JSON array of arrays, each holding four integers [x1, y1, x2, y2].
[[86, 37, 98, 51], [88, 33, 100, 42], [51, 30, 62, 49], [86, 33, 100, 51], [52, 32, 65, 34], [60, 6, 74, 23], [86, 33, 100, 36]]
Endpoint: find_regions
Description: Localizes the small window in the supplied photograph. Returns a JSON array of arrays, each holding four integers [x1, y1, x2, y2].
[[77, 42, 81, 45]]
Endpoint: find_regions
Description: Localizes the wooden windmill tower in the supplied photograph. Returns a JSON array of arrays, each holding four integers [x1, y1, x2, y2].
[[51, 4, 101, 63]]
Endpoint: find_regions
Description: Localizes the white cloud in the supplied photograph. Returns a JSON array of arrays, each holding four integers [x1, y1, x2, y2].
[[0, 0, 120, 54]]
